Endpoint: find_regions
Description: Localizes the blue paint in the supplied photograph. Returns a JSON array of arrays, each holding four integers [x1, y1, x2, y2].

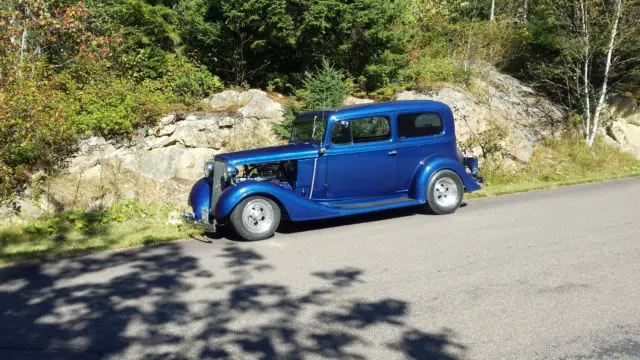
[[324, 144, 397, 200], [295, 158, 316, 198], [187, 177, 211, 221], [211, 181, 423, 221], [217, 143, 319, 166], [212, 181, 340, 221], [408, 156, 481, 202], [187, 100, 484, 223]]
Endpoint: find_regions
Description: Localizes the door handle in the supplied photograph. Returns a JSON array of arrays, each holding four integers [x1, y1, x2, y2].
[[388, 150, 398, 156]]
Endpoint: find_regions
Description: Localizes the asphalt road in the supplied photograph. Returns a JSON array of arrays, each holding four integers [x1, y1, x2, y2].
[[1, 178, 639, 360]]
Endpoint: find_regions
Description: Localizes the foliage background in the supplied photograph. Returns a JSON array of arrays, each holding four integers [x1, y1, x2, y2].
[[1, 0, 638, 201]]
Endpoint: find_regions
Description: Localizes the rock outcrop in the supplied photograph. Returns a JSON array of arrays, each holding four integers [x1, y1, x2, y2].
[[44, 90, 285, 211], [397, 64, 564, 163], [204, 89, 285, 121], [70, 114, 282, 183], [603, 95, 640, 159], [344, 95, 374, 105]]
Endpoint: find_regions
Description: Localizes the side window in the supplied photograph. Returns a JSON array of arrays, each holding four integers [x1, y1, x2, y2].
[[330, 116, 391, 145], [352, 116, 390, 143], [331, 121, 351, 145], [397, 113, 443, 138]]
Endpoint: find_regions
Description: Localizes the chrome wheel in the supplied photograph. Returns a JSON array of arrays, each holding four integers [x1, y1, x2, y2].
[[241, 198, 275, 234], [433, 177, 459, 208]]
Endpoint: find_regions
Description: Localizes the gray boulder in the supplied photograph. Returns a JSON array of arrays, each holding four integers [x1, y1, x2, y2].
[[344, 96, 374, 105], [12, 199, 44, 220], [603, 95, 640, 159], [239, 94, 283, 121], [139, 146, 216, 181], [67, 110, 282, 191], [204, 90, 241, 109], [397, 64, 563, 162], [204, 89, 283, 121]]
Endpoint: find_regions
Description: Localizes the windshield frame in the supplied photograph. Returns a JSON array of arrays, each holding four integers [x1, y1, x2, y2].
[[290, 114, 328, 144]]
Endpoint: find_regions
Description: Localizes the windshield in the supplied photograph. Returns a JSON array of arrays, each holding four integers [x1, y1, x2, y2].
[[291, 115, 326, 143]]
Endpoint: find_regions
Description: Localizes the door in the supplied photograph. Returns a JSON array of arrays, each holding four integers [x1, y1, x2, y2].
[[395, 111, 447, 191], [324, 115, 398, 200]]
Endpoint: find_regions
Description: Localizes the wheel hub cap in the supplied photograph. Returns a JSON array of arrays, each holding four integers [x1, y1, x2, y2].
[[241, 199, 274, 234], [434, 178, 459, 208]]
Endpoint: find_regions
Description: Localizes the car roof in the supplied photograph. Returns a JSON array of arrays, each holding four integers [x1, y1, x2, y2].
[[299, 100, 452, 120]]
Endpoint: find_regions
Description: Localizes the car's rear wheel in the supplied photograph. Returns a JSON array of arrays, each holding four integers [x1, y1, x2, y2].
[[425, 170, 464, 215], [230, 196, 281, 241]]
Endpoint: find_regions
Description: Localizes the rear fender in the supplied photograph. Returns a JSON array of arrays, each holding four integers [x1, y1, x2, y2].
[[213, 181, 342, 222], [409, 156, 481, 201]]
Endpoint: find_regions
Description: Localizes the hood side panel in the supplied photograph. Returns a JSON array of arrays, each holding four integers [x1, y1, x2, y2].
[[218, 143, 319, 166]]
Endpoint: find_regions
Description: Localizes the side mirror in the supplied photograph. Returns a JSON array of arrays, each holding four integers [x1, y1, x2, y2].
[[319, 147, 327, 156]]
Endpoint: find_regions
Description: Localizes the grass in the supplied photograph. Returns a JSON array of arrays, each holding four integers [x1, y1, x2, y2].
[[467, 137, 640, 198], [467, 171, 640, 199], [0, 203, 202, 266], [1, 137, 639, 266]]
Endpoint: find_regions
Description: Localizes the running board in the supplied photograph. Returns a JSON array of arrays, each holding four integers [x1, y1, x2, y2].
[[329, 197, 416, 210]]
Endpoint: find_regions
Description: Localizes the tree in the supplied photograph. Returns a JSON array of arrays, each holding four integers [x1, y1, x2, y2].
[[587, 0, 622, 147], [181, 0, 408, 92], [489, 0, 495, 22], [523, 0, 638, 146]]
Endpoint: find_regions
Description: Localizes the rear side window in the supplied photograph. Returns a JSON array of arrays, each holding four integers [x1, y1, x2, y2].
[[397, 113, 443, 138], [331, 116, 391, 145]]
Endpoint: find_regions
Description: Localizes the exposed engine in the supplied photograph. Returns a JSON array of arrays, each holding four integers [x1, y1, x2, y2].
[[235, 161, 297, 191]]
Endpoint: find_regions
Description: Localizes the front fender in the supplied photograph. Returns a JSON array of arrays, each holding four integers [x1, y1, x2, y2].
[[188, 177, 211, 221], [409, 156, 481, 201], [213, 181, 342, 222]]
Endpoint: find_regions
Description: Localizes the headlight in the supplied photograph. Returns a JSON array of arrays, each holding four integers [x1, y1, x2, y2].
[[204, 162, 214, 177], [225, 164, 238, 185]]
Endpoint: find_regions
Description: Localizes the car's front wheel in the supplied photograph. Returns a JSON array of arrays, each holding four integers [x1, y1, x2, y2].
[[425, 170, 464, 215], [230, 195, 281, 241]]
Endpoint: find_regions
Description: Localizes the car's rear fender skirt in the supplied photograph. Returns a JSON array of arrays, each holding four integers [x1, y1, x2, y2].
[[213, 181, 343, 222], [409, 156, 481, 201]]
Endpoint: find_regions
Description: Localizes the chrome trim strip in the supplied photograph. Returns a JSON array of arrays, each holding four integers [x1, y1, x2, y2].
[[309, 157, 318, 199]]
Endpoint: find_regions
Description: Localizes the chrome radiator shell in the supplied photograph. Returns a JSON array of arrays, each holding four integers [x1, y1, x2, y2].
[[210, 159, 227, 217]]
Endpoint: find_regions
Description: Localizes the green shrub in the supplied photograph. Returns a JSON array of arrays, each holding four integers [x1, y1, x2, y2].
[[400, 57, 466, 89], [0, 163, 16, 201], [368, 85, 406, 101], [66, 78, 147, 136], [272, 62, 350, 140], [362, 51, 407, 92], [460, 119, 510, 157], [162, 58, 224, 104], [103, 200, 153, 223], [301, 61, 350, 111], [22, 200, 154, 236], [273, 101, 300, 140]]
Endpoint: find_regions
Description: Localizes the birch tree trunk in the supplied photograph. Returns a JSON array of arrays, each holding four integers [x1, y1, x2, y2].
[[580, 0, 591, 140], [523, 0, 527, 21], [19, 27, 27, 66], [587, 0, 622, 147], [489, 0, 496, 22]]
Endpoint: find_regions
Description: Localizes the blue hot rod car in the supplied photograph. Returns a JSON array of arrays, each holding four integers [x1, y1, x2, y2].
[[186, 100, 483, 241]]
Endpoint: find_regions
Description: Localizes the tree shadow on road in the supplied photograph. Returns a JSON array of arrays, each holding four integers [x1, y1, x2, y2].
[[0, 240, 467, 359]]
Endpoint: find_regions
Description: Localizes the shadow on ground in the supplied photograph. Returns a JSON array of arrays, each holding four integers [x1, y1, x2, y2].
[[277, 202, 467, 235], [0, 240, 467, 359], [277, 207, 421, 235]]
